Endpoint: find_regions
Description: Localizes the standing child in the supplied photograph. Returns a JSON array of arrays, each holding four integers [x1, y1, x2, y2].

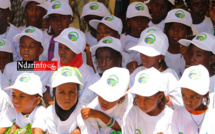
[[130, 30, 183, 109], [171, 65, 215, 133], [121, 2, 151, 65], [124, 67, 173, 134], [0, 73, 47, 133], [81, 67, 130, 134]]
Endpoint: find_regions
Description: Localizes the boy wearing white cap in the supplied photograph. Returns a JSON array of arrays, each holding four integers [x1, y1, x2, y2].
[[81, 67, 131, 134], [0, 73, 47, 133], [0, 0, 21, 61], [164, 8, 198, 77], [46, 66, 94, 134], [123, 67, 173, 134], [179, 32, 215, 93], [2, 26, 51, 104], [121, 2, 151, 65], [129, 30, 183, 109], [171, 65, 215, 134]]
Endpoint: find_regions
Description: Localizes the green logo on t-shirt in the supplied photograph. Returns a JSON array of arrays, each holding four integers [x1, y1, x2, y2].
[[107, 75, 119, 87], [196, 33, 207, 41], [135, 129, 141, 134], [24, 26, 35, 33], [68, 31, 79, 41], [52, 1, 61, 9], [147, 28, 156, 33], [135, 3, 144, 11], [104, 15, 114, 21], [144, 34, 156, 44], [138, 73, 149, 84], [19, 74, 31, 83], [102, 37, 113, 44], [175, 10, 185, 19], [0, 39, 5, 46], [189, 69, 201, 80], [90, 3, 99, 10]]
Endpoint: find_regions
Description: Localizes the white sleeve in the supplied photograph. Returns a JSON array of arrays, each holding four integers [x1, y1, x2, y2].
[[46, 106, 58, 134], [0, 107, 15, 128], [171, 110, 180, 134], [122, 109, 135, 134], [0, 90, 12, 116], [2, 64, 11, 96], [32, 107, 47, 132]]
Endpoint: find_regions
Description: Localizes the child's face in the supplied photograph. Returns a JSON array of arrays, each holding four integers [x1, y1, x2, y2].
[[25, 1, 43, 24], [58, 43, 76, 64], [96, 23, 120, 42], [190, 0, 208, 17], [0, 52, 12, 73], [98, 96, 118, 111], [128, 16, 150, 38], [190, 45, 212, 68], [168, 23, 188, 44], [140, 53, 161, 68], [12, 89, 40, 115], [135, 93, 162, 116], [149, 0, 170, 23], [96, 47, 121, 73], [0, 8, 9, 25], [181, 88, 205, 111], [49, 14, 71, 36], [19, 36, 43, 61], [55, 83, 78, 110]]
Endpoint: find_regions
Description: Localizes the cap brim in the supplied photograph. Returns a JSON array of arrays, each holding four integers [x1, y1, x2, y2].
[[89, 19, 100, 30], [129, 45, 161, 57], [127, 85, 159, 97], [5, 85, 43, 96], [127, 12, 151, 19], [178, 81, 208, 95], [52, 79, 83, 88], [13, 33, 41, 44], [179, 39, 211, 52]]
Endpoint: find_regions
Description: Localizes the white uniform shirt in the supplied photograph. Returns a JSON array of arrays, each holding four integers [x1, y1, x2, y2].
[[193, 17, 213, 34], [86, 32, 97, 48], [0, 90, 12, 120], [148, 20, 165, 31], [209, 75, 215, 93], [123, 106, 173, 134]]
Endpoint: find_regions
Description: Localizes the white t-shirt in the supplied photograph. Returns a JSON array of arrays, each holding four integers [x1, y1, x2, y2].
[[2, 62, 49, 97], [120, 34, 141, 65], [165, 51, 185, 78], [148, 20, 165, 31], [130, 66, 183, 109], [46, 103, 93, 134], [171, 107, 215, 134], [193, 17, 213, 34], [209, 75, 215, 93], [0, 106, 47, 131], [86, 32, 97, 48], [123, 105, 173, 134], [0, 23, 21, 61], [209, 92, 215, 109], [0, 90, 12, 119], [0, 71, 3, 90], [85, 95, 133, 134]]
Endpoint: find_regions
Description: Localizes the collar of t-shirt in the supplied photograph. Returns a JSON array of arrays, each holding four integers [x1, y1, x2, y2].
[[185, 106, 208, 115]]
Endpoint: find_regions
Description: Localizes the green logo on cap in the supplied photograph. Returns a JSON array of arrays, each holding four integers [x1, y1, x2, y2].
[[68, 31, 79, 41], [144, 34, 156, 44], [107, 75, 119, 87], [189, 69, 201, 80], [24, 26, 35, 33], [175, 10, 185, 19], [19, 74, 31, 83], [147, 28, 156, 33], [135, 3, 144, 11], [135, 129, 141, 134], [52, 1, 61, 9], [104, 15, 114, 21], [196, 33, 207, 41], [90, 3, 99, 10], [138, 73, 149, 84], [0, 39, 5, 46], [61, 68, 72, 77], [102, 37, 113, 44]]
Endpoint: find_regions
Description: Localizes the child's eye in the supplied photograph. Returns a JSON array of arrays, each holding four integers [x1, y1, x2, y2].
[[192, 96, 197, 99], [36, 7, 42, 11], [106, 57, 112, 61], [20, 95, 25, 98], [96, 31, 101, 34], [59, 91, 64, 94], [105, 31, 110, 34]]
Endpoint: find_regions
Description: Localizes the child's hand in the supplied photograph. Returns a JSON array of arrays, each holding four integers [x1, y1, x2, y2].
[[9, 124, 20, 134], [126, 61, 138, 74], [81, 108, 99, 120]]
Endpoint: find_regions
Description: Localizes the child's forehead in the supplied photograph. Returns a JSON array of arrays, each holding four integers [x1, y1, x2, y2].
[[49, 13, 70, 18]]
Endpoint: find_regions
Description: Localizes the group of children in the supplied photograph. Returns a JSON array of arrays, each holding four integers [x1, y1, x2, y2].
[[0, 0, 215, 133]]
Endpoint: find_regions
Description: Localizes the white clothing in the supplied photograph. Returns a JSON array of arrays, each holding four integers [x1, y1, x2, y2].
[[86, 32, 97, 48], [193, 17, 213, 34], [148, 20, 165, 31]]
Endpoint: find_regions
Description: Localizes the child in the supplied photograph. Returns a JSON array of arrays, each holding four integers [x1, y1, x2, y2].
[[49, 27, 95, 99], [171, 65, 215, 133], [80, 1, 110, 47], [42, 0, 73, 61], [19, 0, 46, 31], [0, 73, 47, 133], [0, 0, 21, 61], [130, 30, 183, 109], [164, 8, 197, 77], [81, 67, 131, 134], [179, 32, 215, 93], [148, 0, 175, 30], [2, 26, 51, 105], [46, 66, 93, 133], [121, 2, 151, 65], [124, 67, 173, 133]]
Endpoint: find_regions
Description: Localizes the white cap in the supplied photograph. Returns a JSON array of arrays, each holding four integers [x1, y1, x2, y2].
[[38, 0, 69, 10], [128, 67, 165, 96], [80, 2, 110, 19], [13, 26, 44, 46], [179, 32, 215, 54], [89, 67, 130, 102], [5, 73, 43, 96], [51, 66, 83, 89], [178, 65, 209, 95], [0, 38, 13, 53], [145, 0, 175, 5], [164, 8, 199, 35], [129, 30, 169, 56], [43, 0, 73, 19], [0, 0, 11, 9], [140, 26, 162, 39], [89, 15, 123, 35], [21, 0, 46, 8], [54, 27, 86, 54], [126, 2, 151, 19]]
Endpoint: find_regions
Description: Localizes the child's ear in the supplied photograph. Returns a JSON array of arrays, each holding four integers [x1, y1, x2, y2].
[[39, 46, 44, 56], [158, 92, 164, 102], [209, 55, 215, 65], [70, 17, 74, 24], [34, 96, 41, 106]]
